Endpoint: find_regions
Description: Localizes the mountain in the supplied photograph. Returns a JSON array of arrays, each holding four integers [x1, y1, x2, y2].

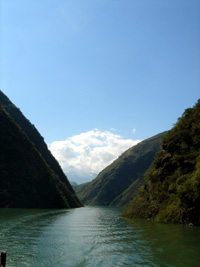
[[0, 90, 82, 208], [122, 100, 200, 225], [75, 131, 167, 206], [110, 175, 144, 206], [70, 181, 78, 187]]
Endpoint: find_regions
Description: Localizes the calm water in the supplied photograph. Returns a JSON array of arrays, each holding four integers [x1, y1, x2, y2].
[[0, 206, 199, 267]]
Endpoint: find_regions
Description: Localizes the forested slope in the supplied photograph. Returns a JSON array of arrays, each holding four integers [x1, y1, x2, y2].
[[122, 100, 200, 225]]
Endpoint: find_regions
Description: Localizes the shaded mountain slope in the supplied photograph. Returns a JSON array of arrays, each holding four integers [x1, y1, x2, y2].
[[122, 100, 200, 225], [76, 132, 167, 206], [110, 175, 144, 206], [0, 91, 72, 189], [0, 91, 82, 208], [75, 182, 90, 195]]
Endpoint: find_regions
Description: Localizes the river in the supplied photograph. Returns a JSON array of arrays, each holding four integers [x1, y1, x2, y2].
[[0, 206, 199, 266]]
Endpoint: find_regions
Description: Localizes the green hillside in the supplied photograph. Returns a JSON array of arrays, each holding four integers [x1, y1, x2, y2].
[[122, 100, 200, 225], [75, 131, 166, 206], [0, 91, 82, 208], [110, 175, 144, 206]]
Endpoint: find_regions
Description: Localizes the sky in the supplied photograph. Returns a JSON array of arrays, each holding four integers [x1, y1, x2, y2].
[[0, 0, 200, 184]]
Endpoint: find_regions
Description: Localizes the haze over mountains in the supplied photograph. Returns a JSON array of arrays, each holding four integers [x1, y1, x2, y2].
[[49, 128, 141, 184]]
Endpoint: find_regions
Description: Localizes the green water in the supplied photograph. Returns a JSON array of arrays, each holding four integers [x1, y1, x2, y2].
[[0, 206, 199, 266]]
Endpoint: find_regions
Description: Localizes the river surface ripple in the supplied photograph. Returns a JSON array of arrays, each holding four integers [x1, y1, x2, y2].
[[0, 206, 199, 267]]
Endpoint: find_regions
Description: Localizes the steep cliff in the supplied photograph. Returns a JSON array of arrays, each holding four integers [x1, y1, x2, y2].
[[122, 100, 200, 225], [0, 91, 82, 208]]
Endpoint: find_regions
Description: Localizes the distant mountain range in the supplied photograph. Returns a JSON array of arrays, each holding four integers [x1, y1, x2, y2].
[[70, 181, 78, 187], [75, 131, 167, 206], [122, 99, 200, 226], [0, 90, 82, 208]]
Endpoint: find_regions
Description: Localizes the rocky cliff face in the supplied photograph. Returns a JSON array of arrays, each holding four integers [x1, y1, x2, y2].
[[122, 100, 200, 225], [0, 91, 82, 208]]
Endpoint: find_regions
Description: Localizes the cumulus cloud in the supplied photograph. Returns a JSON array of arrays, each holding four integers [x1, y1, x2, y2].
[[49, 129, 141, 184]]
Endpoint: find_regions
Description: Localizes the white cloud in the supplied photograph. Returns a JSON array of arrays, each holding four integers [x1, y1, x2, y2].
[[132, 128, 136, 135], [49, 129, 141, 184]]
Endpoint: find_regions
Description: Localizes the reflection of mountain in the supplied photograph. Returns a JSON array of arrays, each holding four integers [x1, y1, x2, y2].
[[75, 132, 166, 206], [123, 100, 200, 225], [0, 90, 82, 208]]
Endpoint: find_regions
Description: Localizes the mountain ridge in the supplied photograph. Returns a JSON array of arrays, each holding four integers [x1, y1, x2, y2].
[[75, 131, 167, 206], [0, 91, 82, 208]]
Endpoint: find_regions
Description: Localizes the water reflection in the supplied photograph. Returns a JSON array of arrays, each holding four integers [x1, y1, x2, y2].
[[0, 208, 71, 266], [124, 217, 200, 267], [0, 207, 199, 267]]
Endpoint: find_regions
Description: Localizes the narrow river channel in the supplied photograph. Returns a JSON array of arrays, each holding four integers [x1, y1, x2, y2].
[[0, 206, 199, 266]]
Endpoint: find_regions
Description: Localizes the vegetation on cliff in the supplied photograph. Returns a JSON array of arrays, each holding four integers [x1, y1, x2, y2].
[[75, 132, 166, 206], [0, 91, 82, 208], [122, 100, 200, 225]]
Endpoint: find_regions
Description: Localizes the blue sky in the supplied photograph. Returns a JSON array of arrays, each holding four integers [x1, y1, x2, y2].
[[1, 0, 200, 183]]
